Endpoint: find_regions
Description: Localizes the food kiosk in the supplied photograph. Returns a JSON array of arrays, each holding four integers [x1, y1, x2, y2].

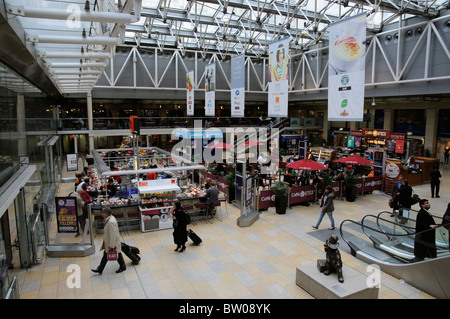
[[138, 179, 181, 232]]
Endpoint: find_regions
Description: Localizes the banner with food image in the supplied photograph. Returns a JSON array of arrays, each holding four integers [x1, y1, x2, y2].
[[205, 63, 216, 116], [328, 13, 366, 121], [186, 70, 194, 116], [268, 37, 289, 118], [231, 54, 245, 117]]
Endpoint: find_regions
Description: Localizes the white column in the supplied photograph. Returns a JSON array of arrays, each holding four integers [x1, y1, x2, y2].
[[16, 94, 27, 157]]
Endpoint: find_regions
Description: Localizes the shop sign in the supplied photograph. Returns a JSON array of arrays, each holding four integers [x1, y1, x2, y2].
[[361, 129, 391, 138], [390, 133, 406, 140], [350, 130, 364, 136]]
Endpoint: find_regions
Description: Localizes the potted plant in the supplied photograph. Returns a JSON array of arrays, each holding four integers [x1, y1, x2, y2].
[[344, 174, 360, 202], [272, 181, 289, 214], [225, 172, 235, 203]]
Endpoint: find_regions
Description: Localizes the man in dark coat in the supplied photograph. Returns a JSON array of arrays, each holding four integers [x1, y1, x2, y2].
[[398, 179, 412, 209], [429, 166, 441, 198], [414, 199, 438, 261]]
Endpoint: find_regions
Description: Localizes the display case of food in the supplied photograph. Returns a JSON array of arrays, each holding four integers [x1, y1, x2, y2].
[[138, 179, 181, 232], [310, 147, 337, 163]]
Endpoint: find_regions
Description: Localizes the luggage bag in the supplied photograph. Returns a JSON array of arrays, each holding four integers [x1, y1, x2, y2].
[[121, 242, 141, 265], [187, 229, 202, 245]]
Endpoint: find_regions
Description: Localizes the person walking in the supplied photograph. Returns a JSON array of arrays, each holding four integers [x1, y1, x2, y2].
[[91, 207, 126, 274], [413, 199, 438, 261], [171, 201, 188, 252], [391, 175, 403, 211], [398, 179, 413, 209], [429, 166, 442, 198], [313, 185, 336, 230], [444, 147, 449, 165], [69, 190, 85, 237]]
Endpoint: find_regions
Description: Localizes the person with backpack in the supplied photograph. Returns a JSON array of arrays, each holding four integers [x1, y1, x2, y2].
[[171, 201, 188, 253]]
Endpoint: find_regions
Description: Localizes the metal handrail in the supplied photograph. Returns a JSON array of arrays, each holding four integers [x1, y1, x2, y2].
[[4, 276, 18, 299]]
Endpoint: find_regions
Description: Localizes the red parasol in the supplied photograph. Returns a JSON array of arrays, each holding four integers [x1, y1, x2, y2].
[[239, 140, 261, 146], [286, 159, 328, 171], [334, 154, 373, 165], [208, 142, 235, 149]]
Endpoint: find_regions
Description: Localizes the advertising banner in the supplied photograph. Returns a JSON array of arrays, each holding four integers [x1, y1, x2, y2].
[[289, 185, 316, 205], [268, 37, 289, 117], [395, 139, 405, 154], [363, 176, 383, 192], [66, 153, 78, 171], [186, 70, 194, 116], [205, 63, 216, 116], [231, 54, 245, 117], [328, 13, 366, 121], [258, 189, 276, 209], [55, 197, 78, 233]]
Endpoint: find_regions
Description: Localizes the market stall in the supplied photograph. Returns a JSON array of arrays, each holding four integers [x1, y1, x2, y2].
[[87, 146, 205, 233]]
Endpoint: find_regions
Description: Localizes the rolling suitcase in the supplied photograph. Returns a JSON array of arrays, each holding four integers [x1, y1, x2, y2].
[[187, 229, 202, 245], [121, 242, 141, 265]]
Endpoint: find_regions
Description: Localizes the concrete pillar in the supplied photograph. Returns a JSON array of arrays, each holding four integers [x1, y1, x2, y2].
[[383, 108, 395, 131], [16, 94, 27, 157], [424, 108, 439, 157], [349, 121, 359, 131], [87, 91, 94, 152], [323, 110, 330, 143]]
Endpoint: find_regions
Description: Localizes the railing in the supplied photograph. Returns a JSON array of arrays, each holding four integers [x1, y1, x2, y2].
[[4, 276, 19, 299]]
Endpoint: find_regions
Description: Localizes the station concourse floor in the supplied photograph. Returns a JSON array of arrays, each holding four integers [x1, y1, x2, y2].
[[12, 164, 450, 300]]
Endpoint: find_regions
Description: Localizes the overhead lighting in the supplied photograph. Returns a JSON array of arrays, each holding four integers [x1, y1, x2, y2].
[[221, 14, 230, 22]]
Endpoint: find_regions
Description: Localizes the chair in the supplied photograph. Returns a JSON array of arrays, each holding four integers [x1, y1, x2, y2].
[[182, 205, 196, 226], [113, 212, 126, 233], [194, 202, 211, 224], [216, 196, 228, 222], [93, 214, 104, 237], [126, 211, 141, 233]]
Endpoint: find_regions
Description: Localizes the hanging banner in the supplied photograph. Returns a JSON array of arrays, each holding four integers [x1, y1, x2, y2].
[[328, 13, 366, 121], [205, 63, 216, 116], [268, 37, 289, 118], [186, 70, 194, 116], [55, 197, 78, 233], [231, 54, 245, 117]]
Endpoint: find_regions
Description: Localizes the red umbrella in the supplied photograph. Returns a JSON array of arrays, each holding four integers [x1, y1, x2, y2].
[[239, 140, 261, 146], [286, 159, 328, 171], [335, 154, 373, 165], [208, 142, 235, 149]]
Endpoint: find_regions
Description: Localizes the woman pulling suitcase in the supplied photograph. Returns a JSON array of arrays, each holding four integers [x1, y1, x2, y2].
[[171, 201, 188, 252]]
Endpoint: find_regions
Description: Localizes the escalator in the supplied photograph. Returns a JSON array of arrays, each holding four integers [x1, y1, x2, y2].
[[340, 210, 450, 299]]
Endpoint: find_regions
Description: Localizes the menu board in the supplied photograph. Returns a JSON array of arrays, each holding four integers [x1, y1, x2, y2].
[[55, 197, 79, 233]]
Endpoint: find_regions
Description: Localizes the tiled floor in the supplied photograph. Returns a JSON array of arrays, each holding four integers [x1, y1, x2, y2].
[[11, 161, 450, 299]]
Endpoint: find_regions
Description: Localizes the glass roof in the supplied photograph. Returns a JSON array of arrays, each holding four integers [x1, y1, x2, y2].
[[1, 0, 448, 95]]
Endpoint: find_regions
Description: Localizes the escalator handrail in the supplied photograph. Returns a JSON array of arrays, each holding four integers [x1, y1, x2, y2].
[[339, 217, 450, 260]]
